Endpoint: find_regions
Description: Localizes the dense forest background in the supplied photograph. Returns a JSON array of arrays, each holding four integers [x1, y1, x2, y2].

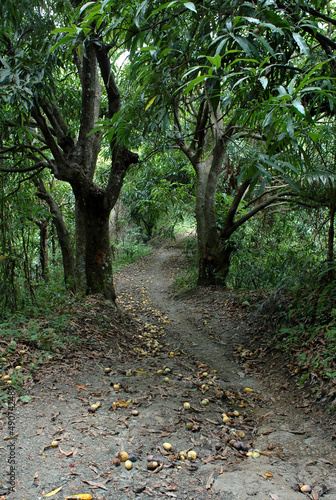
[[1, 0, 336, 400]]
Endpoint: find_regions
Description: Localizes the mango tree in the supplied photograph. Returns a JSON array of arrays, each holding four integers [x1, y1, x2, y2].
[[0, 0, 138, 299], [113, 0, 333, 285]]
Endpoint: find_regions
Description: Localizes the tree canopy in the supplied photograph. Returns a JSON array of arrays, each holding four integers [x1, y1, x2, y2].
[[1, 0, 336, 307]]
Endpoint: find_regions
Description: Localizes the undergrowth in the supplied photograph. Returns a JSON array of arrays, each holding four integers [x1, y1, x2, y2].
[[246, 266, 336, 406], [112, 229, 153, 273], [0, 302, 81, 402], [173, 232, 198, 292]]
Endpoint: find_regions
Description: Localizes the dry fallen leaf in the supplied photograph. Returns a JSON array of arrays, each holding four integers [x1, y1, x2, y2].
[[59, 446, 77, 457], [81, 480, 108, 490], [311, 483, 328, 499], [203, 454, 216, 464], [3, 433, 19, 441], [206, 472, 215, 490], [75, 383, 88, 391], [269, 494, 279, 500], [42, 486, 63, 497], [111, 399, 131, 409]]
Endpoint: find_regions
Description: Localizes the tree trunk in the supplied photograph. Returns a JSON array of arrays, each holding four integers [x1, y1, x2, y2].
[[38, 220, 49, 282], [30, 40, 138, 301], [72, 180, 118, 300], [75, 201, 87, 292], [327, 201, 335, 281], [84, 206, 115, 299], [34, 179, 76, 288], [195, 156, 218, 285], [194, 138, 226, 286]]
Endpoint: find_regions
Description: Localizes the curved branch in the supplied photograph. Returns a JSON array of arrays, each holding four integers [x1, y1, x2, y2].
[[300, 4, 336, 28], [0, 161, 49, 173], [223, 193, 299, 239], [31, 104, 66, 163], [94, 39, 120, 119], [4, 167, 45, 198]]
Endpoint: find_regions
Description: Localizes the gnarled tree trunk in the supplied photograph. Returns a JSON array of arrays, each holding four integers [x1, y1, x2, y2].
[[30, 38, 138, 301]]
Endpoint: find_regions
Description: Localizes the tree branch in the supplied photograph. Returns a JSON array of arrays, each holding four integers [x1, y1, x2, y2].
[[4, 167, 45, 198], [225, 193, 298, 238], [221, 178, 251, 235], [31, 104, 66, 164], [0, 161, 49, 173], [94, 39, 120, 119]]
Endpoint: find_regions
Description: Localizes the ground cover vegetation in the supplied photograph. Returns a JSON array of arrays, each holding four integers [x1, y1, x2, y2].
[[0, 0, 336, 400]]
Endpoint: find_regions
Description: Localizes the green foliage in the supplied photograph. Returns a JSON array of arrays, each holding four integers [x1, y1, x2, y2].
[[173, 228, 198, 292], [272, 306, 336, 387], [173, 265, 198, 293], [229, 206, 336, 392], [0, 174, 74, 318], [113, 228, 153, 273], [120, 150, 195, 242], [226, 206, 326, 290]]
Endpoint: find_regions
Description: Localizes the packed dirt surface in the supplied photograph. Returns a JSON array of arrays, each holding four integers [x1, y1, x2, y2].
[[0, 236, 335, 500]]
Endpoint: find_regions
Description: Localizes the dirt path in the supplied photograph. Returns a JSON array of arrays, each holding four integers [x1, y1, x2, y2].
[[0, 238, 335, 500]]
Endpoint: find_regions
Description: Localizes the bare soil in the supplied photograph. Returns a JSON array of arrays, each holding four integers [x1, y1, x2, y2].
[[0, 236, 335, 500]]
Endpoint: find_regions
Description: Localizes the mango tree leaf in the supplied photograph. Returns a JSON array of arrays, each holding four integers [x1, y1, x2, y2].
[[243, 16, 260, 25], [148, 1, 178, 17], [213, 36, 229, 56], [278, 85, 288, 96], [184, 2, 197, 13], [79, 2, 96, 16], [288, 75, 298, 95], [293, 33, 310, 55], [51, 26, 76, 34], [264, 10, 290, 29], [254, 35, 275, 57], [292, 98, 305, 115], [262, 111, 273, 131], [287, 116, 294, 138], [234, 36, 253, 56], [184, 73, 208, 93], [140, 46, 157, 52], [259, 76, 268, 89], [232, 76, 249, 90], [145, 95, 158, 110], [206, 54, 221, 69], [262, 23, 284, 34]]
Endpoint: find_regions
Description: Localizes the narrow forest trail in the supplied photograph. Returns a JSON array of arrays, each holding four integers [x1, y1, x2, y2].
[[116, 238, 253, 392], [114, 237, 336, 500], [1, 237, 335, 500]]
